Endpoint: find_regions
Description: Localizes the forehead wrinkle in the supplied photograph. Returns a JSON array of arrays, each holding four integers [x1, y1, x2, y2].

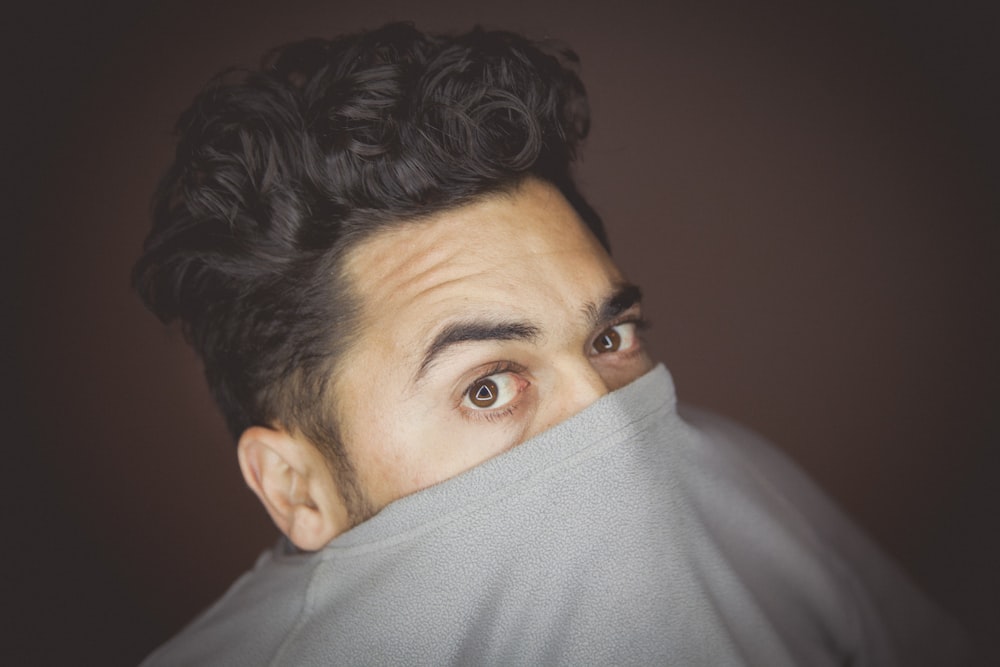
[[366, 246, 463, 298], [403, 265, 505, 306], [356, 232, 526, 309]]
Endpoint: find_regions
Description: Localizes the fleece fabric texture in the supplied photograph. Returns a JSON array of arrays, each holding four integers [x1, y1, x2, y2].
[[142, 364, 967, 666]]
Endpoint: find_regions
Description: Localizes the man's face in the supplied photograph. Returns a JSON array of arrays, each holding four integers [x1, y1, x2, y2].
[[332, 179, 654, 519]]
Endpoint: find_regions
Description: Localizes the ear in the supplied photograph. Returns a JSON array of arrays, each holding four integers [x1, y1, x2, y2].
[[237, 426, 350, 551]]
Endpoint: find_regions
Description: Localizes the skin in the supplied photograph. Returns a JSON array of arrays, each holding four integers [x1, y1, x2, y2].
[[326, 178, 655, 523]]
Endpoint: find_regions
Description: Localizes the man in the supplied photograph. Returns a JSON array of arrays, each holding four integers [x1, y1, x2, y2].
[[134, 22, 967, 665]]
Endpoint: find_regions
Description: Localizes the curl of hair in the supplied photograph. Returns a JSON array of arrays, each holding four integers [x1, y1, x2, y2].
[[133, 22, 604, 463]]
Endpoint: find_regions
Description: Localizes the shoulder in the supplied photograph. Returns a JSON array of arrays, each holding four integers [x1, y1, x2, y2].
[[141, 541, 321, 667], [677, 403, 972, 666]]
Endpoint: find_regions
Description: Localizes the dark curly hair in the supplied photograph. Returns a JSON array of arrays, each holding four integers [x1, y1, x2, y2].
[[133, 22, 604, 485]]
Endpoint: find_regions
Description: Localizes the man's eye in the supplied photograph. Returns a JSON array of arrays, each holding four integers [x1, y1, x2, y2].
[[463, 373, 519, 410], [592, 322, 638, 354]]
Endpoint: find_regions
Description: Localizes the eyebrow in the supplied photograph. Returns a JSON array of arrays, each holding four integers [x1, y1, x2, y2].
[[416, 320, 541, 382], [590, 283, 643, 327], [413, 282, 644, 384]]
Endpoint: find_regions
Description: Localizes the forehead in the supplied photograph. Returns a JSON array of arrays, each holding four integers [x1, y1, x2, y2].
[[341, 180, 622, 350], [344, 181, 621, 370]]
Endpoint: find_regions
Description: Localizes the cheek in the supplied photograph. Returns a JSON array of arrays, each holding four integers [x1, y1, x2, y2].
[[597, 352, 655, 391], [335, 358, 536, 504], [412, 417, 525, 485], [401, 413, 533, 498], [368, 403, 438, 472], [344, 397, 501, 501], [334, 371, 424, 497]]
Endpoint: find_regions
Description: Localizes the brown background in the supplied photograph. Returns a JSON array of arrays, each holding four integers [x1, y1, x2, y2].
[[4, 0, 997, 664]]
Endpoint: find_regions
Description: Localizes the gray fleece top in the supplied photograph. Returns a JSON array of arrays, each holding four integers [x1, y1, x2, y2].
[[142, 364, 967, 666]]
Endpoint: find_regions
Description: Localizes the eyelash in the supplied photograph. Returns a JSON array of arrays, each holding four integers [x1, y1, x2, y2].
[[609, 311, 648, 330], [456, 315, 650, 424], [593, 315, 650, 354]]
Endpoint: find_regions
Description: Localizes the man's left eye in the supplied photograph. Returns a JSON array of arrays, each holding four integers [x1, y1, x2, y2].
[[591, 322, 638, 354]]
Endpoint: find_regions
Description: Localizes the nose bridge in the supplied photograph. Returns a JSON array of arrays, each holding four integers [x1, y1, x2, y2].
[[548, 357, 611, 425]]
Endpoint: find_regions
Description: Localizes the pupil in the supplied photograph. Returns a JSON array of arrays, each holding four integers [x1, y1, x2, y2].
[[471, 379, 497, 407], [597, 328, 620, 352]]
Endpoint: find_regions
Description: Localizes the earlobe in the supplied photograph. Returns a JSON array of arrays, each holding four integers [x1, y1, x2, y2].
[[237, 426, 348, 551]]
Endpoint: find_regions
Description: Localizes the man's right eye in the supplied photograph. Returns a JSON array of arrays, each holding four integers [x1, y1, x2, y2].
[[463, 373, 520, 410]]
